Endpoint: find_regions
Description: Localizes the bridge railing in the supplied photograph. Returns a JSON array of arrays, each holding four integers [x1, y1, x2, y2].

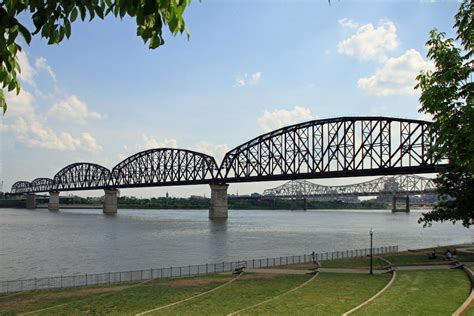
[[0, 245, 398, 293]]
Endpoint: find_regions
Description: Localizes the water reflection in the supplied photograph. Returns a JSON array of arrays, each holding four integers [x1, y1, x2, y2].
[[208, 218, 228, 262]]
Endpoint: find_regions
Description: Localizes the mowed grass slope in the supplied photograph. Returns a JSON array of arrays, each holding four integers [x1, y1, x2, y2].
[[352, 269, 470, 316], [148, 273, 310, 315], [0, 274, 234, 316], [320, 257, 387, 269], [239, 273, 391, 316]]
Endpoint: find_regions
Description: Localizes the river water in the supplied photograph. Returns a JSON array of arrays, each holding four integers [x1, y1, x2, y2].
[[0, 207, 471, 281]]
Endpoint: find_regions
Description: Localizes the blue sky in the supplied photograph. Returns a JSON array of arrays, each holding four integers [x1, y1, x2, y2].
[[0, 0, 461, 197]]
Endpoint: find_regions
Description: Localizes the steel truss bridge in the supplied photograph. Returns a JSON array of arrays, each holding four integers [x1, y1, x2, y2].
[[11, 116, 447, 194], [262, 175, 436, 199]]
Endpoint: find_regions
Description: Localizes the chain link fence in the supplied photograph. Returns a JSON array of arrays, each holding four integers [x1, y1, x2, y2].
[[0, 245, 398, 294]]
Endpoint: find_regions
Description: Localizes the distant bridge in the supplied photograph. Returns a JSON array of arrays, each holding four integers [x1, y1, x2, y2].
[[263, 175, 436, 198], [10, 116, 447, 217]]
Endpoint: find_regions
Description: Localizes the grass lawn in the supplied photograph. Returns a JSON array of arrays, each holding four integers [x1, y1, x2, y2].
[[276, 263, 317, 270], [147, 273, 309, 315], [382, 246, 474, 266], [320, 257, 387, 269], [239, 273, 391, 316], [0, 274, 234, 315], [352, 269, 470, 316]]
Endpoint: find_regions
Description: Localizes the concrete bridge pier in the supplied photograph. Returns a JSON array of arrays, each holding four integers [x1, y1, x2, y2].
[[25, 193, 36, 209], [209, 183, 229, 219], [392, 195, 410, 212], [103, 189, 118, 214], [48, 191, 60, 211]]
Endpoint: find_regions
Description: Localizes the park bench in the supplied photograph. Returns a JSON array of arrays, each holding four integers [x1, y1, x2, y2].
[[233, 264, 246, 274]]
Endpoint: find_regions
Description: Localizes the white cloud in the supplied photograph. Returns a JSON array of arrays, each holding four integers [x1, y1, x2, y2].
[[35, 57, 57, 81], [141, 134, 178, 149], [4, 115, 102, 152], [257, 106, 314, 132], [337, 20, 399, 61], [192, 142, 230, 162], [5, 89, 35, 119], [48, 95, 102, 123], [357, 49, 434, 96], [235, 72, 262, 87], [81, 132, 103, 152], [338, 18, 359, 29], [16, 51, 36, 85], [3, 60, 103, 152]]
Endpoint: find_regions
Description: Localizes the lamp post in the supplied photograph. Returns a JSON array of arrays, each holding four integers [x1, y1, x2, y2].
[[370, 229, 373, 275]]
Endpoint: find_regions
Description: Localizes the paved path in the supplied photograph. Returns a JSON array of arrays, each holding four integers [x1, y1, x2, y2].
[[395, 264, 457, 270], [317, 268, 389, 274], [244, 268, 311, 275]]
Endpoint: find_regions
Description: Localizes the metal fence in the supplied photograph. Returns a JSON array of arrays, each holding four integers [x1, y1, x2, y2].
[[0, 245, 398, 293]]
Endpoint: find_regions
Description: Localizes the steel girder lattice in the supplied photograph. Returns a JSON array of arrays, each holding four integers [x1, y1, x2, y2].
[[110, 148, 219, 188], [10, 117, 447, 194], [30, 178, 54, 192], [10, 181, 32, 194], [219, 117, 442, 183], [53, 163, 111, 191], [263, 175, 437, 198]]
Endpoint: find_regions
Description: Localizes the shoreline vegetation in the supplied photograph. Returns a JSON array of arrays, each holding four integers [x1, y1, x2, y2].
[[0, 195, 392, 210], [79, 196, 389, 210]]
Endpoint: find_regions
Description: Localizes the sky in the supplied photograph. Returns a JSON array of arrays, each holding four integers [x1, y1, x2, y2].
[[0, 0, 462, 198]]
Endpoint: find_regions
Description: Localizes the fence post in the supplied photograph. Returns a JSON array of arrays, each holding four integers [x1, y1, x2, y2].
[[206, 263, 208, 274]]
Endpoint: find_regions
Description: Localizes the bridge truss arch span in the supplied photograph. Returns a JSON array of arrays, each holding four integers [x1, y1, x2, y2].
[[219, 117, 443, 183], [53, 163, 111, 191], [11, 181, 32, 194], [110, 148, 219, 188], [30, 178, 54, 193]]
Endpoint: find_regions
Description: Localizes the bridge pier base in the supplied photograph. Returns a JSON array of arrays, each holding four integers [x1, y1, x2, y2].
[[392, 196, 410, 212], [48, 191, 60, 211], [25, 193, 36, 209], [103, 189, 118, 214], [209, 184, 229, 219]]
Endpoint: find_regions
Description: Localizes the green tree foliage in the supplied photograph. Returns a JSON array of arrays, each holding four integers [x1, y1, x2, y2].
[[417, 0, 474, 227], [0, 0, 191, 113]]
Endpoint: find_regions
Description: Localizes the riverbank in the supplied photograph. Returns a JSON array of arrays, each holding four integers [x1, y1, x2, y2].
[[1, 244, 472, 315]]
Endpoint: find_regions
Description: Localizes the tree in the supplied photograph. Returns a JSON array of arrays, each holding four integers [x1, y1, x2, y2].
[[0, 0, 192, 113], [416, 0, 474, 227]]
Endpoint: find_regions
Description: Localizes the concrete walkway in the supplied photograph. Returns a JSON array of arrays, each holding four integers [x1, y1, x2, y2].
[[244, 268, 311, 275], [395, 264, 457, 270], [317, 268, 389, 274]]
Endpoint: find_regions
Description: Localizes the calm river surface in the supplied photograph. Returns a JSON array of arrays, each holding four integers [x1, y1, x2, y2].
[[0, 207, 472, 281]]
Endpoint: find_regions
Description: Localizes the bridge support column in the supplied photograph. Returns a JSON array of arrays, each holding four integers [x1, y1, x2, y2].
[[209, 184, 229, 219], [103, 189, 118, 214], [392, 196, 410, 213], [48, 191, 60, 211], [25, 193, 36, 209]]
